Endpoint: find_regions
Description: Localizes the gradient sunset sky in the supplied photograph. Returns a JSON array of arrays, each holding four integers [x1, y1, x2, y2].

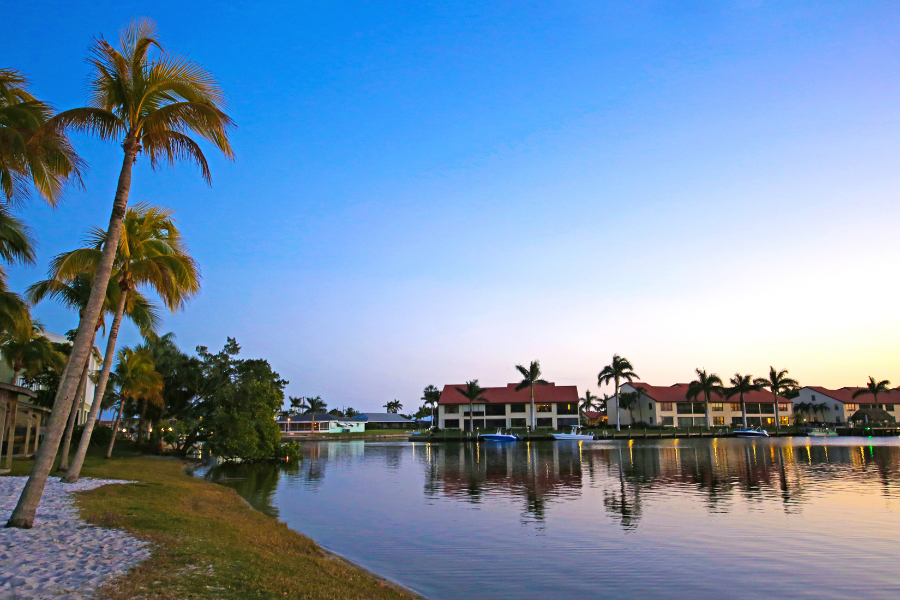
[[6, 1, 900, 411]]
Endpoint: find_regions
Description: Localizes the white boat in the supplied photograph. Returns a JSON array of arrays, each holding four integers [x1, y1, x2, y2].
[[734, 428, 769, 438], [550, 427, 594, 441], [480, 429, 518, 442], [807, 428, 838, 437]]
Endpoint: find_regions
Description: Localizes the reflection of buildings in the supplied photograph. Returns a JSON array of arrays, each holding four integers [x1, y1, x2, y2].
[[585, 440, 900, 529], [420, 441, 584, 520]]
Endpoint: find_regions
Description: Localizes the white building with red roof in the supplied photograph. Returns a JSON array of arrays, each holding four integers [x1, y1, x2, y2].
[[612, 382, 794, 428], [795, 386, 900, 424], [437, 382, 579, 431]]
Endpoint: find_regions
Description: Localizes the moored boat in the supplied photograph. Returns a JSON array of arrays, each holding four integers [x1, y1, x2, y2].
[[550, 426, 594, 441], [480, 429, 518, 442], [807, 427, 838, 437], [733, 428, 769, 438]]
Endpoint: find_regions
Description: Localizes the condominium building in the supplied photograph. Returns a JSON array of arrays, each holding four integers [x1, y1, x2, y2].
[[437, 382, 579, 430], [611, 383, 793, 427], [795, 386, 900, 424]]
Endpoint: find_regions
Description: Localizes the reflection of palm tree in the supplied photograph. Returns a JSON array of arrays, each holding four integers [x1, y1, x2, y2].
[[598, 355, 639, 431]]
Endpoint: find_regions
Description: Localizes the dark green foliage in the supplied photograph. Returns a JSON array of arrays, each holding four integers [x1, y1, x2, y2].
[[74, 423, 113, 447], [22, 341, 71, 409]]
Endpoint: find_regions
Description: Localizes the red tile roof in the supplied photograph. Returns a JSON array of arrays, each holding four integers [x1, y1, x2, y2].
[[583, 410, 607, 419], [805, 386, 900, 405], [438, 382, 578, 405], [623, 382, 792, 404]]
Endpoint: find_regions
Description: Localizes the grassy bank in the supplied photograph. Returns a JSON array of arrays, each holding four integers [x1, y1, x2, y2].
[[3, 449, 421, 600]]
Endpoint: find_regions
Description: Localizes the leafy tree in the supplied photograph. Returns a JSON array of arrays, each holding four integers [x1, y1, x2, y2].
[[754, 367, 798, 431], [686, 369, 724, 429], [10, 20, 233, 529], [516, 360, 549, 429], [598, 355, 639, 431], [384, 399, 402, 413], [421, 385, 441, 426], [852, 376, 892, 405], [455, 380, 487, 435], [726, 373, 762, 428]]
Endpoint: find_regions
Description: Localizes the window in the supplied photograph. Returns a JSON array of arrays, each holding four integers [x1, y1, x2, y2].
[[648, 402, 654, 411], [486, 418, 506, 428], [778, 403, 790, 413], [536, 418, 553, 427], [762, 417, 775, 426], [747, 417, 761, 426], [660, 402, 673, 412], [836, 415, 842, 423], [811, 394, 816, 401], [677, 417, 693, 427], [661, 416, 674, 427], [760, 404, 775, 414], [649, 416, 654, 424], [846, 403, 858, 411], [731, 417, 744, 425], [779, 416, 790, 425], [510, 418, 527, 428], [712, 416, 724, 425], [464, 419, 485, 431], [693, 417, 706, 426], [444, 419, 459, 429], [557, 402, 578, 415], [711, 403, 723, 412], [834, 404, 839, 411], [677, 403, 693, 414], [747, 403, 761, 414], [693, 403, 706, 414], [485, 404, 506, 416], [510, 403, 527, 413], [445, 405, 459, 414], [886, 404, 895, 411], [730, 403, 741, 412], [536, 404, 552, 413], [557, 418, 579, 427], [464, 405, 485, 416]]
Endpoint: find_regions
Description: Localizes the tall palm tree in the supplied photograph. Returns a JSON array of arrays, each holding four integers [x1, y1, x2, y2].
[[686, 369, 724, 430], [58, 204, 197, 483], [852, 376, 892, 406], [754, 367, 798, 431], [384, 400, 402, 414], [105, 347, 163, 458], [516, 360, 549, 429], [598, 354, 639, 431], [725, 373, 762, 428], [10, 20, 232, 528], [0, 68, 83, 205], [456, 380, 487, 436], [421, 385, 441, 427]]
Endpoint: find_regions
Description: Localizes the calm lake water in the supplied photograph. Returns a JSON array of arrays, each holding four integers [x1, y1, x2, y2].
[[205, 438, 900, 600]]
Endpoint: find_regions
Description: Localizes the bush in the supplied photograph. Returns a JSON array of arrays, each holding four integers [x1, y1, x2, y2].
[[75, 424, 114, 448]]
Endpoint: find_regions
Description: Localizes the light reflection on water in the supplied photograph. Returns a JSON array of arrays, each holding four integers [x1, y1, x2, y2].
[[207, 438, 900, 600]]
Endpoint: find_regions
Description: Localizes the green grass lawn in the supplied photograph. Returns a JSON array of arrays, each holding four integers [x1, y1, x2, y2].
[[3, 447, 420, 600]]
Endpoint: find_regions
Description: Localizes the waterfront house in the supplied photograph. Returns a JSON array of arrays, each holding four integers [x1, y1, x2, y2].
[[795, 386, 900, 424], [610, 382, 794, 428], [437, 382, 580, 430], [277, 413, 366, 435], [583, 410, 607, 426], [348, 413, 414, 429]]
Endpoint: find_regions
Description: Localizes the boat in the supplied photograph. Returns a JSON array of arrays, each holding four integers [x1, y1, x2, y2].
[[807, 428, 838, 437], [550, 426, 595, 441], [479, 429, 518, 442], [733, 428, 769, 438]]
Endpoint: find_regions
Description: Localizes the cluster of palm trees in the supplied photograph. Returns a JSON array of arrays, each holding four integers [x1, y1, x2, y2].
[[452, 360, 550, 435], [592, 354, 800, 431], [3, 19, 232, 528]]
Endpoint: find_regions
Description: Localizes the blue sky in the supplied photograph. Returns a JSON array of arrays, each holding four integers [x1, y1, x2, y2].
[[5, 1, 900, 411]]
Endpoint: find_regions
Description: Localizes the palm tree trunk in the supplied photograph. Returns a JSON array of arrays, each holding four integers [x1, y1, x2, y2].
[[8, 142, 137, 528], [741, 393, 748, 428], [56, 357, 91, 472], [106, 396, 126, 459], [773, 390, 780, 431], [615, 376, 621, 432], [62, 291, 127, 483], [530, 386, 535, 429], [469, 401, 474, 437], [704, 395, 711, 430], [137, 399, 148, 443]]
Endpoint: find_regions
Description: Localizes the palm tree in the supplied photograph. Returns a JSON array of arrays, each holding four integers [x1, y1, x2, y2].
[[754, 367, 798, 431], [617, 391, 639, 426], [105, 347, 163, 458], [725, 373, 762, 428], [0, 206, 37, 339], [28, 274, 159, 471], [57, 205, 196, 483], [686, 369, 724, 429], [516, 360, 549, 429], [9, 21, 232, 527], [0, 68, 83, 204], [1, 320, 65, 385], [793, 401, 811, 423], [421, 385, 441, 427], [455, 380, 487, 436], [598, 355, 639, 431], [852, 377, 892, 406], [384, 400, 402, 414]]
